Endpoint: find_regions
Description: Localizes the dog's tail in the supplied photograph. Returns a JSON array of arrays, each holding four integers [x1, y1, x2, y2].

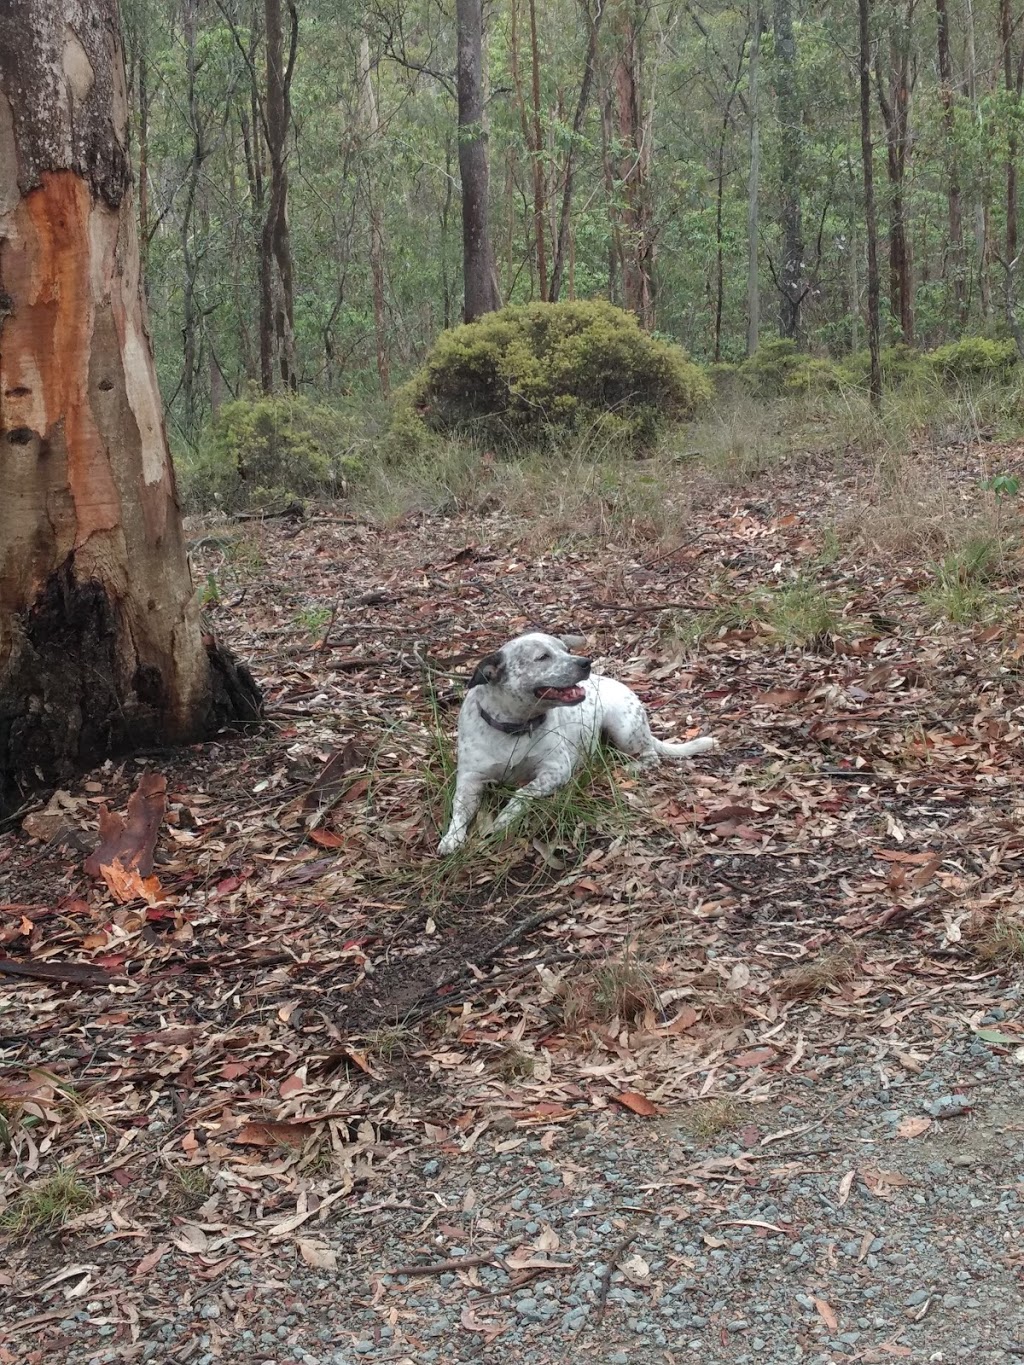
[[653, 736, 717, 759]]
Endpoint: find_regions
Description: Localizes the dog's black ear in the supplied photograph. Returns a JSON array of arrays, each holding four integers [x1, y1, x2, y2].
[[469, 651, 506, 688]]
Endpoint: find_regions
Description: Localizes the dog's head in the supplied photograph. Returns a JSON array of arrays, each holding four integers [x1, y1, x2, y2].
[[469, 633, 591, 709]]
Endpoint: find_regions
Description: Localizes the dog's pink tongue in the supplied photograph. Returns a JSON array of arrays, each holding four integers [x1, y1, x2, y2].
[[538, 685, 583, 701]]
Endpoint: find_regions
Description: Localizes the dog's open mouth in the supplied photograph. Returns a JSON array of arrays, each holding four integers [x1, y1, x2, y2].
[[534, 685, 586, 704]]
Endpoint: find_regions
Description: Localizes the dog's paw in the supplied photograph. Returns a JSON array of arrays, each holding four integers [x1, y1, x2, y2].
[[438, 833, 462, 857], [693, 736, 718, 753]]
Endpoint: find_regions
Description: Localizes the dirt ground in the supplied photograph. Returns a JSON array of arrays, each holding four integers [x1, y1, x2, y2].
[[2, 436, 1024, 1362]]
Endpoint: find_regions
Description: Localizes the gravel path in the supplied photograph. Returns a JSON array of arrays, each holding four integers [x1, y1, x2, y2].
[[11, 985, 1024, 1365]]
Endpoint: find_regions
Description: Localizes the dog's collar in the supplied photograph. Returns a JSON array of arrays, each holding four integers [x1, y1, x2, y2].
[[478, 704, 546, 737]]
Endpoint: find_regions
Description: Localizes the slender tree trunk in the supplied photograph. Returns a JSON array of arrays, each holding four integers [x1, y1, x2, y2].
[[935, 0, 965, 322], [1000, 0, 1019, 263], [359, 35, 390, 395], [441, 136, 455, 329], [181, 0, 203, 438], [263, 0, 297, 389], [456, 0, 501, 321], [773, 0, 803, 339], [0, 0, 260, 816], [551, 0, 603, 301], [528, 0, 548, 298], [714, 105, 729, 361], [600, 84, 621, 304], [963, 0, 990, 319], [746, 4, 762, 356], [875, 0, 915, 346], [859, 0, 882, 406], [613, 0, 655, 328]]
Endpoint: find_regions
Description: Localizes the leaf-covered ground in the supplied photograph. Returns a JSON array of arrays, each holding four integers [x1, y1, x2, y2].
[[2, 436, 1024, 1362]]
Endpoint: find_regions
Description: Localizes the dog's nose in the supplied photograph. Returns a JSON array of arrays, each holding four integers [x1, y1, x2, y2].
[[577, 657, 592, 677]]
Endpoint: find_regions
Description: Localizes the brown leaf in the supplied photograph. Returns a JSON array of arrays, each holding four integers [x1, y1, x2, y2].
[[308, 829, 345, 848], [233, 1121, 312, 1149], [297, 1239, 338, 1270], [133, 1244, 170, 1277], [733, 1047, 775, 1068], [836, 1169, 855, 1207], [755, 688, 808, 706], [660, 1006, 699, 1034], [895, 1116, 931, 1138], [84, 772, 166, 878], [814, 1297, 839, 1332], [613, 1090, 660, 1117]]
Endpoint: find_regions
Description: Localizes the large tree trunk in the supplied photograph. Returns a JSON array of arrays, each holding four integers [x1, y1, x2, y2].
[[773, 0, 803, 340], [457, 0, 501, 322], [0, 0, 261, 817]]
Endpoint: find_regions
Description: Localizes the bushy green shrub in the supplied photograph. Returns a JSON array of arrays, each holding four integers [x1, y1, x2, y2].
[[401, 300, 710, 448], [928, 337, 1018, 384], [184, 394, 361, 510], [840, 343, 930, 391], [738, 339, 801, 396], [739, 340, 844, 397]]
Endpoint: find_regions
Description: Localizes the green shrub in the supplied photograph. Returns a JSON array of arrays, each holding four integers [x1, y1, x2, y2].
[[840, 343, 930, 391], [738, 339, 801, 396], [739, 340, 844, 397], [928, 337, 1018, 384], [783, 356, 844, 394], [184, 394, 362, 510], [401, 300, 710, 449]]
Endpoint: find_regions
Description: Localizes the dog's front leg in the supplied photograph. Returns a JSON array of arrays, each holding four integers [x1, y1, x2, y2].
[[439, 776, 487, 855], [490, 768, 569, 835]]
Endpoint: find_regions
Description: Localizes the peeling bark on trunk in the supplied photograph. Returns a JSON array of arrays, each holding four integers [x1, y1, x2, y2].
[[0, 0, 261, 817]]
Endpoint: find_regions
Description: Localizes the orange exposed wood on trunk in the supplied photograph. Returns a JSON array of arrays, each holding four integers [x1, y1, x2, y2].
[[2, 172, 120, 545]]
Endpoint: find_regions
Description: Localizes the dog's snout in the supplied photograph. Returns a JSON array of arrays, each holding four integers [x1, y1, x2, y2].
[[576, 656, 592, 678]]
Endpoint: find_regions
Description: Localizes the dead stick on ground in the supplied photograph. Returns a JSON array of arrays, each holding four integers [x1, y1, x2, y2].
[[404, 906, 570, 1023], [594, 1225, 642, 1324], [385, 1252, 497, 1277]]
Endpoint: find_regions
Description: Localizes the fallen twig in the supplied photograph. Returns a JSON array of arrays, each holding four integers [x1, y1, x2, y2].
[[594, 1224, 642, 1324]]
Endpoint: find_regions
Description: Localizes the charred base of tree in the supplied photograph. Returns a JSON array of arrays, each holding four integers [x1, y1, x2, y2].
[[0, 563, 263, 820]]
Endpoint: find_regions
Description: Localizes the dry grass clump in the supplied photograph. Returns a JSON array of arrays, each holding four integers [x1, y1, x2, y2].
[[686, 1096, 743, 1141], [555, 958, 658, 1031], [1, 1168, 93, 1236], [964, 912, 1024, 967], [778, 946, 860, 1001]]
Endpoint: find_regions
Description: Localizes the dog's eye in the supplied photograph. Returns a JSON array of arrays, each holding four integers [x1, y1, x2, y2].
[[537, 652, 550, 661]]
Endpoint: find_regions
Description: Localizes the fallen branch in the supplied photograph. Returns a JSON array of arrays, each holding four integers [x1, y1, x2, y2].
[[594, 1224, 643, 1324]]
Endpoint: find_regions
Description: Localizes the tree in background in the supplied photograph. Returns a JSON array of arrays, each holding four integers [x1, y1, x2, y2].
[[457, 0, 502, 320], [772, 0, 803, 340], [0, 0, 260, 816], [113, 0, 1024, 437]]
